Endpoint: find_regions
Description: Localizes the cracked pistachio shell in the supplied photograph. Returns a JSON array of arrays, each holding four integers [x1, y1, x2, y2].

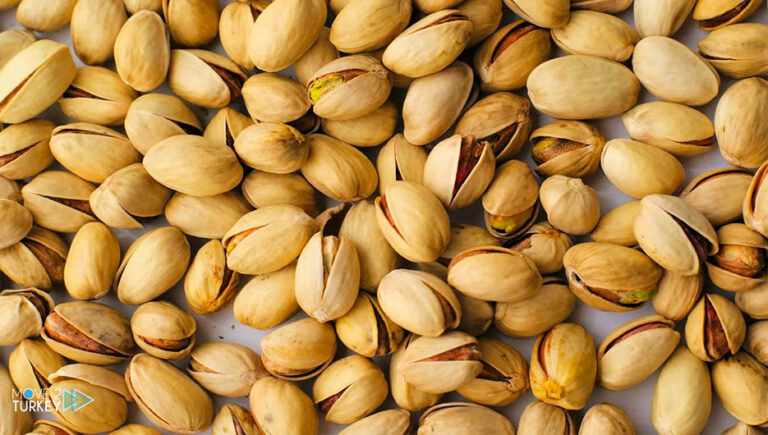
[[448, 246, 542, 302], [458, 0, 503, 47], [203, 107, 254, 149], [249, 377, 319, 435], [634, 194, 718, 275], [455, 92, 532, 162], [50, 124, 140, 183], [481, 160, 539, 240], [188, 342, 267, 397], [598, 315, 679, 390], [495, 276, 575, 338], [510, 223, 573, 275], [685, 293, 746, 362], [64, 222, 120, 301], [8, 340, 65, 404], [474, 21, 551, 92], [71, 0, 126, 65], [58, 66, 136, 126], [707, 223, 768, 292], [530, 120, 604, 178], [601, 139, 686, 198], [339, 200, 398, 292], [528, 55, 639, 120], [700, 23, 768, 78], [184, 239, 239, 314], [0, 289, 52, 346], [15, 0, 75, 32], [424, 135, 495, 209], [114, 11, 170, 92], [401, 331, 483, 394], [234, 122, 307, 174], [126, 353, 213, 434], [563, 242, 661, 312], [313, 356, 388, 424], [390, 334, 442, 411], [223, 205, 314, 274], [634, 0, 695, 37], [530, 323, 596, 410], [712, 352, 768, 426], [219, 1, 269, 71], [0, 119, 53, 181], [418, 224, 499, 280], [42, 301, 133, 365], [376, 133, 426, 194], [746, 321, 768, 365], [572, 0, 633, 13], [260, 318, 336, 380], [234, 263, 298, 329], [716, 78, 768, 168], [419, 403, 515, 434], [502, 0, 569, 28], [241, 170, 319, 216], [301, 134, 377, 201], [651, 347, 711, 435], [0, 40, 75, 124], [746, 162, 768, 237], [247, 0, 326, 72], [652, 269, 704, 321], [123, 0, 161, 13], [340, 409, 411, 435], [0, 200, 31, 250], [336, 292, 404, 357], [162, 0, 219, 47], [0, 29, 35, 69], [682, 167, 751, 227], [22, 171, 96, 233], [322, 101, 398, 148], [622, 102, 714, 157], [693, 0, 763, 30], [0, 227, 67, 290], [212, 404, 258, 435], [518, 400, 575, 435], [378, 269, 461, 337], [552, 11, 638, 62], [131, 301, 196, 360], [114, 226, 190, 305], [722, 422, 766, 435], [633, 36, 720, 106], [382, 10, 472, 78], [90, 163, 171, 229], [737, 279, 768, 319], [296, 27, 339, 86], [169, 49, 246, 109], [456, 338, 529, 406], [590, 201, 641, 247], [540, 175, 600, 235], [144, 135, 243, 196], [579, 403, 635, 435], [330, 0, 412, 53], [124, 93, 201, 155], [166, 191, 251, 239]]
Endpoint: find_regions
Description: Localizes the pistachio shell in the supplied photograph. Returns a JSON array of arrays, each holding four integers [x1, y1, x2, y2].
[[651, 347, 711, 435], [652, 270, 704, 321], [474, 21, 551, 91], [183, 239, 239, 314], [130, 301, 195, 361], [162, 0, 219, 47], [423, 135, 496, 209], [211, 404, 258, 435], [58, 66, 136, 126], [633, 0, 696, 37], [495, 276, 575, 338], [301, 134, 378, 202], [454, 292, 493, 336], [401, 331, 483, 394], [682, 167, 750, 225], [312, 355, 388, 424], [0, 119, 53, 181], [715, 78, 768, 168], [539, 175, 600, 235], [481, 160, 539, 240], [64, 222, 120, 301], [339, 409, 411, 435], [530, 120, 605, 178], [622, 102, 714, 157], [390, 334, 442, 411], [90, 163, 171, 229], [123, 0, 161, 13], [552, 11, 638, 62], [737, 280, 768, 319], [295, 27, 339, 86], [50, 123, 140, 183], [218, 0, 268, 71], [16, 0, 76, 32], [70, 0, 126, 65], [260, 317, 336, 380], [113, 11, 170, 92], [233, 263, 299, 330], [685, 293, 746, 362], [693, 0, 762, 30], [746, 321, 768, 365], [510, 223, 573, 275], [249, 377, 319, 435], [203, 107, 255, 149], [455, 92, 532, 162], [21, 171, 96, 233], [711, 352, 768, 426], [376, 133, 427, 194], [124, 93, 201, 155], [8, 339, 65, 404], [418, 224, 499, 280], [456, 338, 529, 406], [722, 422, 765, 435], [336, 292, 404, 357], [707, 223, 768, 292], [448, 246, 542, 302], [165, 191, 251, 239], [0, 30, 35, 69], [601, 139, 685, 198], [331, 0, 411, 53], [590, 201, 641, 247], [188, 342, 267, 397], [0, 289, 53, 346], [0, 227, 67, 290], [579, 403, 635, 435], [418, 403, 515, 434], [168, 49, 247, 109], [0, 200, 32, 250], [745, 162, 768, 237], [502, 0, 569, 28], [518, 400, 576, 435], [322, 101, 398, 147], [234, 122, 307, 174], [699, 23, 768, 78], [241, 170, 319, 217]]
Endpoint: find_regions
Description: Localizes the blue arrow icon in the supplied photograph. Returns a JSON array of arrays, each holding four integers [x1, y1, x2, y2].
[[62, 389, 93, 412]]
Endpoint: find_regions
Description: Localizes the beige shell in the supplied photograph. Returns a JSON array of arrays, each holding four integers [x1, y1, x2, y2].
[[495, 276, 575, 338], [682, 167, 752, 227], [448, 246, 542, 302], [165, 191, 251, 239], [331, 0, 411, 53], [622, 102, 714, 157], [706, 223, 768, 292], [335, 292, 404, 357], [301, 134, 377, 202], [64, 222, 120, 300], [0, 29, 35, 69], [634, 0, 696, 37], [21, 171, 96, 233], [401, 331, 483, 394], [123, 0, 162, 13], [651, 347, 711, 435], [745, 162, 768, 238], [233, 263, 299, 330], [0, 177, 19, 202], [502, 0, 569, 28], [509, 223, 573, 275], [260, 317, 336, 380], [685, 293, 746, 362], [242, 74, 312, 123], [0, 227, 67, 290], [418, 224, 499, 280], [218, 0, 268, 71], [70, 0, 126, 65], [746, 321, 768, 366], [211, 404, 258, 435], [0, 289, 53, 346], [390, 334, 442, 411], [168, 49, 247, 109], [8, 339, 64, 404], [183, 239, 239, 314], [601, 139, 685, 198], [15, 0, 74, 31], [249, 377, 319, 434], [322, 101, 398, 148], [517, 400, 576, 435], [539, 175, 600, 235], [308, 56, 391, 121], [124, 93, 201, 155], [459, 0, 503, 47], [131, 301, 196, 360], [234, 122, 307, 174], [187, 342, 268, 397], [113, 11, 170, 92], [50, 123, 140, 183], [716, 78, 768, 168], [241, 170, 319, 216], [652, 270, 704, 321], [552, 11, 638, 62], [579, 403, 635, 435], [0, 119, 54, 181], [312, 355, 388, 424], [693, 0, 762, 30], [456, 338, 529, 406], [90, 163, 171, 229], [339, 409, 411, 435], [162, 0, 219, 47], [418, 402, 515, 434], [423, 135, 496, 209], [590, 201, 641, 247], [58, 66, 136, 126], [481, 161, 541, 241], [376, 133, 427, 194], [0, 200, 31, 250], [722, 422, 766, 435], [203, 106, 255, 149], [530, 120, 605, 178], [699, 23, 768, 79], [737, 280, 768, 319], [711, 352, 768, 426]]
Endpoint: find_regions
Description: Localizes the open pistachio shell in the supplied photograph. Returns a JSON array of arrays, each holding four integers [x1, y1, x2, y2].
[[8, 339, 65, 404], [502, 0, 569, 28], [336, 292, 404, 357], [203, 107, 254, 149], [241, 170, 319, 217], [455, 292, 493, 337], [711, 352, 768, 426], [90, 163, 171, 229], [0, 289, 53, 346], [539, 175, 600, 235], [321, 101, 398, 148], [212, 404, 258, 435], [168, 49, 247, 109], [58, 66, 136, 126], [21, 171, 96, 233], [376, 134, 427, 194], [260, 318, 336, 380], [601, 139, 685, 198], [707, 223, 768, 292], [510, 223, 573, 275], [693, 0, 762, 30], [418, 224, 499, 280], [233, 263, 299, 330], [495, 276, 575, 338], [481, 160, 539, 241], [0, 227, 67, 290], [455, 92, 532, 162], [458, 0, 503, 47], [187, 342, 268, 398], [234, 122, 307, 174], [685, 293, 746, 362], [745, 161, 768, 238], [390, 334, 442, 411], [746, 321, 768, 366], [651, 346, 711, 435], [699, 23, 768, 78], [131, 301, 196, 360], [295, 27, 339, 86], [652, 270, 704, 321], [530, 120, 604, 178], [0, 119, 54, 181], [401, 331, 483, 394], [218, 1, 266, 70], [590, 201, 641, 247], [622, 102, 714, 157], [70, 0, 125, 65], [124, 93, 202, 155], [312, 355, 388, 424], [50, 123, 140, 183], [0, 29, 35, 69], [682, 168, 752, 227], [183, 239, 239, 314], [456, 338, 529, 406], [448, 246, 542, 302]]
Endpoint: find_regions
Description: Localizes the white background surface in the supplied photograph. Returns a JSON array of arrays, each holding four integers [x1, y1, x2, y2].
[[1, 0, 764, 433]]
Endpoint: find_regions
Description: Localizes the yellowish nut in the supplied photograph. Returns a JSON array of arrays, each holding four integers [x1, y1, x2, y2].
[[495, 276, 575, 338], [590, 200, 641, 247], [233, 263, 299, 330], [517, 400, 576, 435], [335, 292, 404, 357], [64, 222, 121, 301], [70, 0, 126, 65], [711, 352, 768, 426], [715, 77, 768, 169], [113, 11, 170, 93], [58, 66, 136, 126], [652, 269, 704, 321], [330, 0, 412, 53], [0, 227, 67, 290], [551, 11, 638, 62], [301, 134, 378, 202], [474, 21, 551, 91], [240, 170, 319, 217], [481, 160, 539, 241], [539, 175, 600, 235], [633, 0, 696, 37], [21, 171, 96, 234], [529, 120, 605, 178], [456, 338, 529, 407], [131, 301, 196, 360], [322, 101, 398, 148], [390, 334, 442, 412], [168, 49, 247, 109], [699, 23, 768, 79], [218, 0, 269, 71], [187, 341, 268, 397], [312, 355, 388, 424], [165, 191, 251, 239], [0, 29, 35, 70], [124, 93, 202, 155], [16, 0, 76, 32], [651, 346, 711, 435], [622, 102, 714, 157], [242, 73, 311, 123], [183, 239, 240, 314], [600, 139, 685, 199], [448, 246, 542, 302], [90, 163, 171, 229], [234, 122, 308, 174], [203, 106, 254, 149], [458, 0, 503, 47], [249, 377, 319, 435], [684, 293, 746, 362], [400, 331, 483, 394], [162, 0, 219, 47], [418, 402, 515, 434], [260, 317, 336, 381], [0, 289, 53, 346]]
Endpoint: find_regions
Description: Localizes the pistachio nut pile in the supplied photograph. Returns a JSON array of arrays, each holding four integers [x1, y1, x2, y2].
[[1, 0, 768, 433]]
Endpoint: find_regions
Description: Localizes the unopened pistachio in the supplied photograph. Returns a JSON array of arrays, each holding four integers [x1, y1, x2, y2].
[[249, 377, 319, 435], [313, 355, 388, 424], [242, 73, 311, 123], [260, 317, 336, 380], [503, 0, 569, 28], [218, 1, 267, 71], [58, 66, 136, 126], [622, 102, 714, 157], [711, 352, 768, 426], [746, 321, 768, 365], [0, 199, 31, 250], [16, 0, 76, 32], [241, 170, 319, 216], [123, 0, 161, 13], [50, 123, 140, 183], [168, 49, 247, 108], [233, 263, 299, 330], [64, 222, 120, 301], [339, 409, 411, 435], [590, 201, 641, 247], [165, 191, 251, 239], [685, 293, 746, 362], [634, 0, 695, 37], [552, 11, 638, 62], [70, 0, 126, 65], [651, 346, 711, 435], [322, 101, 398, 148], [495, 277, 575, 338], [579, 403, 635, 435], [0, 289, 53, 346], [653, 269, 704, 321], [715, 78, 768, 168], [132, 301, 196, 360], [448, 246, 542, 302], [517, 400, 575, 435], [124, 93, 202, 155], [474, 21, 551, 91], [162, 0, 218, 47], [301, 134, 378, 202], [737, 280, 768, 319], [113, 11, 170, 92], [530, 120, 605, 178], [418, 402, 515, 434], [540, 175, 600, 235], [234, 122, 308, 174], [601, 139, 685, 198], [331, 0, 411, 53], [0, 29, 35, 69], [459, 0, 503, 47], [693, 0, 762, 30], [187, 341, 267, 397], [455, 292, 494, 337], [456, 338, 529, 406]]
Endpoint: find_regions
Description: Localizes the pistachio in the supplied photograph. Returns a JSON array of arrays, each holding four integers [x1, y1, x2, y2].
[[579, 403, 636, 435], [517, 400, 576, 435], [737, 280, 768, 319], [0, 29, 35, 69], [401, 331, 483, 394], [376, 133, 427, 194], [622, 102, 714, 157], [652, 270, 704, 321], [481, 160, 539, 240], [58, 66, 136, 126], [0, 227, 67, 290], [418, 403, 515, 434], [168, 49, 247, 108], [241, 170, 319, 216], [552, 11, 638, 62], [15, 0, 76, 32], [424, 135, 496, 210], [330, 0, 412, 53], [540, 175, 600, 235], [70, 0, 126, 65], [339, 409, 411, 435], [233, 266, 296, 330], [162, 0, 219, 47], [113, 11, 170, 92], [390, 334, 442, 411], [21, 171, 96, 233], [707, 223, 768, 292], [711, 352, 768, 426], [183, 239, 240, 314], [0, 199, 32, 250], [336, 292, 404, 357], [0, 119, 53, 181], [722, 422, 766, 435], [448, 246, 542, 302], [312, 355, 388, 424], [0, 177, 19, 202], [693, 0, 762, 30], [8, 339, 65, 404], [715, 78, 768, 168], [50, 123, 140, 183], [511, 223, 574, 275], [219, 1, 268, 71], [203, 107, 254, 149], [745, 161, 768, 238], [64, 222, 120, 301], [414, 0, 462, 12], [90, 163, 171, 229], [242, 73, 311, 124], [699, 23, 768, 78], [260, 317, 336, 380], [131, 301, 196, 360], [0, 289, 53, 346], [455, 92, 532, 162], [165, 191, 251, 239], [530, 323, 597, 410], [249, 377, 319, 435], [29, 420, 78, 435], [456, 338, 529, 406], [458, 0, 503, 47], [234, 122, 307, 174], [651, 347, 712, 434], [746, 321, 768, 365], [495, 276, 576, 338], [530, 120, 605, 178], [455, 293, 494, 336], [590, 201, 641, 247], [123, 0, 161, 13], [418, 224, 499, 280], [295, 27, 340, 86], [633, 0, 696, 37], [685, 293, 746, 362], [601, 139, 686, 198], [187, 342, 267, 397], [301, 134, 378, 202], [212, 404, 258, 435], [474, 21, 551, 91], [124, 93, 202, 155], [322, 101, 398, 148]]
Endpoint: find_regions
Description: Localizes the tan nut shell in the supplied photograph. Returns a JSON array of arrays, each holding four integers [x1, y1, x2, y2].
[[693, 0, 763, 30], [448, 246, 542, 302], [711, 352, 768, 426], [242, 73, 311, 123], [590, 201, 641, 247], [15, 0, 74, 32], [295, 27, 339, 86], [218, 1, 267, 71], [737, 280, 768, 319], [401, 331, 483, 394], [601, 139, 685, 198], [113, 11, 170, 92], [0, 119, 53, 181], [203, 107, 254, 149], [651, 346, 711, 435], [64, 222, 120, 300], [517, 400, 576, 435], [511, 223, 573, 275], [70, 0, 126, 65], [0, 200, 31, 250], [260, 317, 336, 380], [21, 171, 96, 233], [653, 270, 704, 321], [124, 93, 201, 155], [418, 402, 515, 434], [699, 23, 768, 79], [50, 123, 140, 183], [123, 0, 162, 13], [234, 122, 307, 174], [0, 227, 67, 290], [0, 29, 35, 69], [301, 134, 378, 202], [685, 293, 746, 362], [90, 163, 171, 229], [502, 0, 569, 28], [168, 49, 247, 109], [211, 404, 258, 435], [456, 338, 529, 406], [579, 403, 635, 435], [58, 66, 136, 126], [165, 191, 251, 239], [481, 160, 539, 240], [682, 168, 752, 227], [390, 334, 442, 411], [552, 11, 638, 62], [322, 101, 398, 148], [418, 224, 499, 280], [183, 239, 239, 314], [8, 339, 64, 405], [188, 342, 268, 398], [622, 102, 714, 157], [131, 301, 196, 360], [455, 92, 532, 162], [633, 0, 696, 37], [335, 292, 404, 357], [494, 276, 575, 338], [746, 321, 768, 365], [312, 355, 388, 424], [707, 223, 768, 292], [0, 289, 53, 346], [241, 170, 319, 216], [458, 0, 503, 47], [249, 377, 319, 434], [716, 78, 768, 168], [540, 175, 600, 235], [330, 0, 411, 53], [376, 133, 427, 194], [339, 409, 411, 435], [530, 120, 605, 178], [233, 263, 299, 330], [423, 135, 496, 209]]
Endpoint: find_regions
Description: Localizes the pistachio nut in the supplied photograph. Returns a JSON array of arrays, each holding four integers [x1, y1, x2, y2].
[[530, 323, 597, 410], [390, 334, 442, 411], [242, 73, 311, 123], [579, 403, 635, 435], [722, 422, 766, 435], [495, 276, 576, 338], [0, 29, 35, 69], [312, 355, 388, 424], [131, 301, 196, 360], [459, 2, 502, 46], [63, 222, 120, 301], [510, 223, 574, 275], [187, 342, 267, 398], [0, 40, 75, 124], [413, 0, 462, 12], [474, 21, 551, 91], [46, 364, 130, 433], [590, 201, 641, 247], [114, 226, 190, 305], [22, 171, 96, 233], [223, 205, 315, 274], [336, 292, 404, 357], [0, 289, 53, 346], [633, 0, 696, 37], [15, 0, 76, 32], [651, 347, 711, 435], [249, 377, 319, 435], [402, 61, 476, 145], [503, 0, 569, 28], [746, 321, 768, 365], [260, 317, 336, 380], [162, 0, 219, 47], [563, 242, 661, 311], [707, 223, 768, 292], [8, 339, 65, 404], [554, 11, 638, 62], [685, 293, 746, 362], [113, 11, 170, 92], [125, 353, 214, 434], [0, 176, 19, 202], [517, 400, 576, 435], [168, 49, 247, 109], [234, 122, 307, 174], [745, 162, 768, 237], [322, 101, 398, 148], [456, 338, 529, 406], [123, 0, 161, 13], [448, 246, 542, 302], [29, 420, 78, 435], [295, 27, 340, 86], [455, 292, 494, 336], [0, 227, 67, 290], [382, 10, 472, 78], [375, 133, 426, 195], [0, 365, 31, 435], [418, 402, 515, 434], [0, 199, 31, 250], [301, 134, 378, 201], [241, 170, 319, 216], [70, 0, 126, 65], [481, 160, 539, 240], [527, 55, 639, 120], [90, 163, 171, 229], [203, 106, 254, 149], [42, 301, 133, 365], [716, 78, 768, 168], [166, 192, 251, 239], [0, 119, 53, 181], [598, 315, 680, 390], [700, 23, 768, 80], [711, 352, 768, 426], [455, 92, 532, 162], [601, 139, 686, 198], [50, 123, 139, 184], [378, 269, 460, 337], [737, 280, 768, 319], [418, 224, 499, 280], [636, 194, 718, 275], [540, 175, 600, 235], [212, 404, 258, 435], [219, 1, 269, 71], [652, 269, 704, 321], [693, 0, 762, 30], [330, 0, 411, 53], [183, 239, 239, 314], [58, 66, 136, 126], [339, 409, 411, 435], [622, 102, 714, 157], [530, 120, 604, 178], [233, 263, 299, 330], [125, 96, 201, 156], [401, 331, 483, 394]]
